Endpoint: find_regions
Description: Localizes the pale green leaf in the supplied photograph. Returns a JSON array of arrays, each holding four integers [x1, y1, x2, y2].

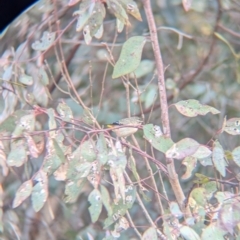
[[56, 102, 73, 122], [64, 179, 86, 203], [169, 201, 183, 218], [143, 124, 174, 153], [201, 225, 226, 240], [212, 140, 227, 177], [32, 80, 49, 107], [31, 31, 56, 51], [31, 182, 48, 212], [19, 74, 33, 86], [96, 133, 108, 165], [192, 145, 212, 159], [166, 138, 200, 159], [190, 187, 207, 207], [0, 141, 8, 176], [83, 25, 92, 45], [112, 36, 147, 78], [38, 67, 49, 86], [173, 99, 220, 117], [12, 180, 33, 208], [88, 189, 102, 223], [7, 140, 27, 167], [224, 118, 240, 135], [43, 139, 65, 174], [129, 59, 155, 79], [180, 226, 201, 240], [106, 0, 129, 25], [12, 113, 35, 138], [232, 146, 240, 167], [100, 185, 113, 216], [0, 110, 31, 133], [181, 156, 197, 179], [142, 227, 158, 240], [119, 0, 142, 21], [116, 18, 124, 33]]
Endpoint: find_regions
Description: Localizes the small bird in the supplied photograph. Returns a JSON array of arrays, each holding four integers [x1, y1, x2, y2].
[[107, 117, 143, 137]]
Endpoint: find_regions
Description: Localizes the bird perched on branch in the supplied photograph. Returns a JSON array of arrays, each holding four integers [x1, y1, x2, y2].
[[107, 117, 143, 137]]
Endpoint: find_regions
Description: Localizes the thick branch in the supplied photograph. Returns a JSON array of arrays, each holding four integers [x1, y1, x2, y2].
[[143, 0, 191, 217]]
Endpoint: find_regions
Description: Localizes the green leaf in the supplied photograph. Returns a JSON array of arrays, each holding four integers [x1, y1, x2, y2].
[[80, 140, 97, 162], [125, 185, 136, 208], [212, 140, 227, 177], [19, 74, 33, 86], [87, 2, 105, 37], [57, 102, 73, 122], [24, 133, 40, 158], [166, 138, 200, 159], [116, 18, 124, 33], [106, 0, 129, 25], [64, 179, 86, 203], [43, 139, 64, 174], [119, 0, 142, 21], [181, 156, 197, 180], [140, 84, 157, 109], [232, 146, 240, 167], [110, 167, 126, 203], [75, 11, 90, 32], [31, 171, 48, 212], [143, 124, 174, 153], [32, 80, 49, 107], [142, 227, 158, 240], [96, 133, 108, 165], [0, 110, 31, 133], [129, 59, 155, 79], [191, 145, 212, 159], [169, 201, 183, 218], [0, 141, 8, 176], [47, 108, 57, 130], [219, 202, 240, 234], [12, 180, 33, 208], [7, 140, 27, 167], [103, 185, 136, 228], [190, 187, 207, 207], [31, 31, 56, 51], [38, 67, 49, 86], [201, 225, 226, 240], [100, 185, 113, 216], [88, 189, 102, 223], [180, 226, 201, 240], [12, 113, 35, 138], [112, 36, 147, 79], [173, 99, 220, 117], [223, 118, 240, 135], [202, 181, 217, 196]]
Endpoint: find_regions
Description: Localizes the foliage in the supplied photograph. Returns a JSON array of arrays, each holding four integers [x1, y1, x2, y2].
[[1, 0, 240, 239]]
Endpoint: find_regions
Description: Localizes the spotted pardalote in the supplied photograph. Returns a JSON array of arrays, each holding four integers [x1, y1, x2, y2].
[[107, 117, 143, 137]]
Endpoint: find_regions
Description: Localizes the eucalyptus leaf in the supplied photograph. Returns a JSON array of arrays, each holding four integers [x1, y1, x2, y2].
[[88, 189, 102, 223], [173, 99, 220, 117], [212, 140, 227, 177], [143, 124, 174, 153], [142, 227, 158, 240], [32, 31, 56, 51], [112, 36, 147, 79], [12, 180, 33, 208]]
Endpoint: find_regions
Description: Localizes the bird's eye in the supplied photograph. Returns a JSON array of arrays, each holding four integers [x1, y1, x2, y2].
[[112, 121, 120, 125]]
